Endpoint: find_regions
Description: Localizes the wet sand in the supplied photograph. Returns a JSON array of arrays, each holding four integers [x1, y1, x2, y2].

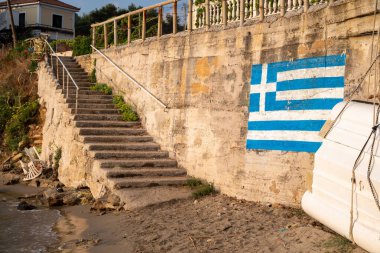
[[55, 195, 367, 253]]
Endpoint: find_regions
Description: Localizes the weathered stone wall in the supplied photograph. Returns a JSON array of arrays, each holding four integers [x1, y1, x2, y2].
[[76, 0, 380, 206], [38, 62, 102, 196]]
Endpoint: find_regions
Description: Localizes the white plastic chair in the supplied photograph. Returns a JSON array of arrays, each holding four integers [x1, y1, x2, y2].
[[20, 147, 45, 181]]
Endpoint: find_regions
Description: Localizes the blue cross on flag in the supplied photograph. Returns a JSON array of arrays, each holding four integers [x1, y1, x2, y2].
[[247, 55, 346, 153]]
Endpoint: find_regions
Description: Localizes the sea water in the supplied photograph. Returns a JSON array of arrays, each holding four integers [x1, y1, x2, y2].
[[0, 188, 60, 253]]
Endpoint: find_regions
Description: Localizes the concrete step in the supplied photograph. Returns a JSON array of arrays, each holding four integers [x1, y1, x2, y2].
[[60, 90, 104, 95], [69, 103, 115, 109], [87, 142, 159, 151], [82, 135, 153, 143], [93, 150, 168, 159], [112, 176, 188, 189], [99, 159, 177, 169], [79, 127, 146, 136], [64, 94, 113, 100], [116, 186, 192, 210], [73, 108, 120, 115], [75, 120, 139, 128], [74, 114, 122, 121], [105, 167, 187, 178], [67, 98, 113, 104]]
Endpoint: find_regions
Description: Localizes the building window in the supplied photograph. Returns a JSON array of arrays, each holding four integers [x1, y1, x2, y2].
[[19, 13, 25, 27], [52, 14, 62, 28]]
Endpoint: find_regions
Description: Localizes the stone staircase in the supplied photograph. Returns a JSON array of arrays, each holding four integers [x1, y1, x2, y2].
[[52, 56, 191, 209]]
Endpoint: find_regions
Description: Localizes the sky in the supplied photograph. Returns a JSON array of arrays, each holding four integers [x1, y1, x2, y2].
[[64, 0, 173, 14]]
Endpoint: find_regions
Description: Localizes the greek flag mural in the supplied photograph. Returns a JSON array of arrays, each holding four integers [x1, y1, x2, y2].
[[247, 55, 346, 153]]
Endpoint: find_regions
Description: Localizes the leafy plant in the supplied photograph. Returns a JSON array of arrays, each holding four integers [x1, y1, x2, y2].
[[186, 177, 215, 198], [72, 36, 92, 56], [0, 96, 14, 135], [28, 60, 38, 73], [90, 83, 112, 95], [112, 95, 139, 121], [4, 100, 39, 151], [53, 147, 62, 171]]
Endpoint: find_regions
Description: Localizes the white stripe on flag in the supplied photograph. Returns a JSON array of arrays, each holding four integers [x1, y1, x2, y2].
[[249, 110, 332, 121], [276, 87, 344, 101], [250, 83, 276, 94], [247, 130, 323, 142], [277, 66, 345, 82]]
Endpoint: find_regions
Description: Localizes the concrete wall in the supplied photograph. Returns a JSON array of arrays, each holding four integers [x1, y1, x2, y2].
[[10, 5, 38, 25], [38, 62, 96, 192], [78, 0, 380, 206], [40, 5, 74, 30]]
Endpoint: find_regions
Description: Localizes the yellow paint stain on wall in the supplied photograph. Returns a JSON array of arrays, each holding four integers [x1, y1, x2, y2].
[[195, 58, 211, 78], [191, 83, 209, 94]]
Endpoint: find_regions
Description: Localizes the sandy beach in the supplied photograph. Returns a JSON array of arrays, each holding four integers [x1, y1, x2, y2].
[[53, 194, 367, 253]]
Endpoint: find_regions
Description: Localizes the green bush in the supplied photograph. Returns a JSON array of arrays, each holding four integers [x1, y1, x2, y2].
[[72, 36, 92, 56], [28, 60, 38, 73], [112, 95, 139, 121], [186, 177, 215, 198], [90, 83, 112, 95], [0, 96, 14, 135], [4, 100, 39, 151]]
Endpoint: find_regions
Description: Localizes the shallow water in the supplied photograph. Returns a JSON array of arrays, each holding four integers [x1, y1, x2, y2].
[[0, 188, 60, 253]]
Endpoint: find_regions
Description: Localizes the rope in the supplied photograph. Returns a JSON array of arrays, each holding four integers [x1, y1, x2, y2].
[[348, 0, 380, 244]]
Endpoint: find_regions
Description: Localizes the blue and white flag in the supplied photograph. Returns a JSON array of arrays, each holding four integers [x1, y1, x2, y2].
[[247, 55, 346, 153]]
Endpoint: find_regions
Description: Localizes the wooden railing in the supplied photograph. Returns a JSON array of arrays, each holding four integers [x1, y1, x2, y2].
[[91, 0, 178, 49], [91, 0, 336, 48]]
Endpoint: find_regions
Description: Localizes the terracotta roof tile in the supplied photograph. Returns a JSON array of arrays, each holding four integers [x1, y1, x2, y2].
[[0, 0, 80, 11]]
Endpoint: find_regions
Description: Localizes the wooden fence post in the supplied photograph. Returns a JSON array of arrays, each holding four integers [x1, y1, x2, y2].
[[222, 0, 227, 27], [259, 0, 264, 21], [158, 7, 163, 38], [142, 10, 146, 41], [103, 24, 108, 48], [173, 1, 178, 33], [280, 0, 285, 16], [304, 0, 309, 12], [240, 0, 245, 26], [128, 16, 131, 45], [205, 0, 210, 28], [188, 0, 193, 32], [92, 27, 95, 52], [113, 20, 118, 47]]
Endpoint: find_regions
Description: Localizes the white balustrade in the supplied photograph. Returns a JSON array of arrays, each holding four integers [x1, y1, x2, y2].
[[192, 0, 334, 29]]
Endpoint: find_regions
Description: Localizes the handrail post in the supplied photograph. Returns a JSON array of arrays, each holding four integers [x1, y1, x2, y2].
[[188, 0, 193, 32], [259, 0, 264, 21], [205, 0, 210, 29], [56, 56, 59, 80], [280, 0, 285, 16], [240, 0, 245, 26], [173, 1, 178, 34], [92, 27, 96, 52], [66, 70, 69, 98], [104, 24, 108, 49], [62, 66, 65, 90], [76, 90, 78, 114], [158, 7, 163, 38], [113, 20, 118, 47], [142, 10, 146, 41], [128, 16, 131, 45]]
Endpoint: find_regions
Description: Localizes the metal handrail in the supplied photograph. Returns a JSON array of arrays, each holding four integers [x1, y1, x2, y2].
[[90, 45, 167, 109], [44, 40, 80, 114]]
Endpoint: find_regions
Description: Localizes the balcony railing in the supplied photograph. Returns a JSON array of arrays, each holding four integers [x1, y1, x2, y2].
[[90, 0, 336, 49]]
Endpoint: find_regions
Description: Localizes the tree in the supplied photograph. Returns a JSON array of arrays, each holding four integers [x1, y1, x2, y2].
[[6, 0, 17, 47]]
